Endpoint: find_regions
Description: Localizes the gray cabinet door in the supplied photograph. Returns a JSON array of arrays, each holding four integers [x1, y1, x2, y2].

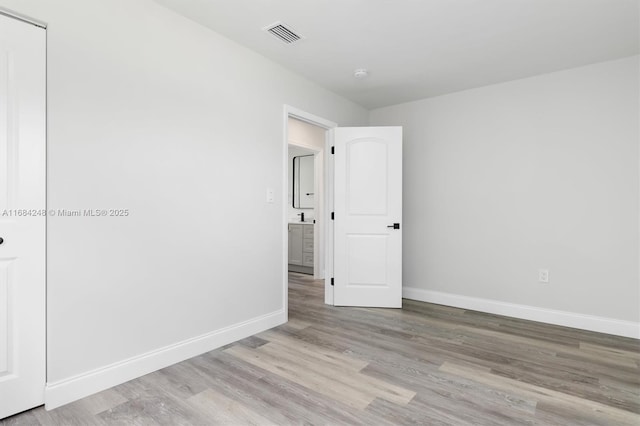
[[288, 224, 304, 265]]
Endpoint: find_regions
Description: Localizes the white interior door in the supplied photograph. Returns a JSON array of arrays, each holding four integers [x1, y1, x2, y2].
[[0, 15, 46, 419], [333, 127, 402, 307]]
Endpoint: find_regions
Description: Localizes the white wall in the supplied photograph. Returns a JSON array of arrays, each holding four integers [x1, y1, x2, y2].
[[0, 0, 368, 406], [289, 117, 326, 150], [371, 57, 640, 332]]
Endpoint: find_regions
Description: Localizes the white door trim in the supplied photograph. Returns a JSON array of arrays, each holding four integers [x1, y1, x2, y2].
[[283, 106, 337, 313], [0, 7, 47, 29]]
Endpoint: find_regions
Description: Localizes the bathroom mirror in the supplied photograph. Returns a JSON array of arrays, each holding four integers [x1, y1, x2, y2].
[[293, 154, 314, 209]]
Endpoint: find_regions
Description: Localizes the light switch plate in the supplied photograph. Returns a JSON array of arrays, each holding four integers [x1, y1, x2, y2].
[[266, 188, 275, 203], [538, 269, 549, 283]]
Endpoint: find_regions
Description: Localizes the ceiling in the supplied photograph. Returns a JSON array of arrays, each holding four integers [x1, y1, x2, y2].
[[155, 0, 639, 109]]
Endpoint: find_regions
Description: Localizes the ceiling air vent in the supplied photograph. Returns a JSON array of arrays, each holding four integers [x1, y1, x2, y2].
[[263, 22, 303, 45]]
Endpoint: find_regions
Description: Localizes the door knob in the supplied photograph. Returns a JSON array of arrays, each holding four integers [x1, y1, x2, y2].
[[0, 237, 3, 245], [387, 223, 400, 229]]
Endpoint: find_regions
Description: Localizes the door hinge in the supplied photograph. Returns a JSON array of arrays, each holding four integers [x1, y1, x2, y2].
[[331, 212, 334, 220], [331, 146, 335, 154], [331, 278, 334, 286]]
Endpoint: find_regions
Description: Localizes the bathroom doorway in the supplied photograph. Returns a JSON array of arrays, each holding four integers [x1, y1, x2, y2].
[[287, 117, 325, 279], [283, 107, 337, 311], [288, 144, 317, 276]]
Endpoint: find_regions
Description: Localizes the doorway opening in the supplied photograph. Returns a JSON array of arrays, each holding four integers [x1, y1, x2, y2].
[[288, 145, 317, 276], [283, 106, 337, 316]]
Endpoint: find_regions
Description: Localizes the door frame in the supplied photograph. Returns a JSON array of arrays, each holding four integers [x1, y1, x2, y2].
[[283, 106, 337, 314], [0, 8, 47, 29]]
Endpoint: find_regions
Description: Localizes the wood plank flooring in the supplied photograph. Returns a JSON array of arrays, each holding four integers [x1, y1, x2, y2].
[[3, 272, 639, 425]]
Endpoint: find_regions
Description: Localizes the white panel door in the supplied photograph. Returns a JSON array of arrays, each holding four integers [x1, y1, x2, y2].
[[0, 15, 46, 419], [334, 127, 402, 307]]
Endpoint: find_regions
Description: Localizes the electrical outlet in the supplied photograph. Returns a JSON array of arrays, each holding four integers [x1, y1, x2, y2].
[[538, 269, 549, 283]]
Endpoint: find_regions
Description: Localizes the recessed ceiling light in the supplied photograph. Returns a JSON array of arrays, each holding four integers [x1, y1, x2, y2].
[[353, 68, 369, 79]]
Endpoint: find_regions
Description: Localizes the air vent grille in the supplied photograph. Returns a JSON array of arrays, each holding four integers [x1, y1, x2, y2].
[[264, 22, 303, 44]]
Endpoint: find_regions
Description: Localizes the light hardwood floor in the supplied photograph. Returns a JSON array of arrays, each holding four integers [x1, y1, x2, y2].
[[3, 273, 639, 425]]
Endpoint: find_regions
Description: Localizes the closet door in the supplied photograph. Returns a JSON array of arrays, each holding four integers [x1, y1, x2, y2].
[[0, 14, 46, 419]]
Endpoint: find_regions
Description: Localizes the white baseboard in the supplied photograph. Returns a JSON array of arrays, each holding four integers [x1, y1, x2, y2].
[[403, 287, 640, 339], [45, 309, 286, 410]]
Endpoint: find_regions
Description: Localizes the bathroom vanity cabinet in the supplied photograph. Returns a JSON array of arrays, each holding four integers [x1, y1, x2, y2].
[[288, 223, 313, 274]]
